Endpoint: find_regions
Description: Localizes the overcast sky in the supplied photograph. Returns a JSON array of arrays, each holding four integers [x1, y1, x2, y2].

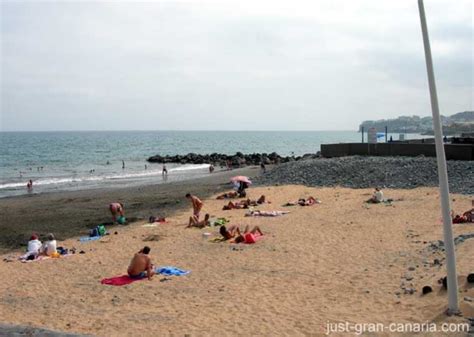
[[1, 0, 472, 131]]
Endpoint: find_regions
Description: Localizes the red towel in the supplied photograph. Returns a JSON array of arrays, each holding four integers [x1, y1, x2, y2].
[[100, 275, 144, 286]]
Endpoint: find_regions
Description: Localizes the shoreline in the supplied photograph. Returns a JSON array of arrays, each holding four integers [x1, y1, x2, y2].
[[0, 166, 260, 253]]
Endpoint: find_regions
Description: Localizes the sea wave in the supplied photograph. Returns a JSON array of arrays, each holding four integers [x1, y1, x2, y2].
[[0, 164, 210, 190]]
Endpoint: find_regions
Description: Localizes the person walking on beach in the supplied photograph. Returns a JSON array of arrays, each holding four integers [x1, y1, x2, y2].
[[186, 193, 203, 221], [162, 164, 168, 176], [260, 162, 266, 173], [128, 246, 154, 280]]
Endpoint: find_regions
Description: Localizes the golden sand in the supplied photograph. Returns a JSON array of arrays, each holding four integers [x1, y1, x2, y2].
[[1, 186, 473, 336]]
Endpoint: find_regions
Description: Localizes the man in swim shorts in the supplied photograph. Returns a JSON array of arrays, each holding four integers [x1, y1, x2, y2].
[[186, 193, 203, 220], [127, 246, 154, 280]]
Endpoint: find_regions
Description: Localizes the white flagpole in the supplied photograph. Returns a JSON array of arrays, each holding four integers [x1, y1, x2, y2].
[[417, 0, 459, 314]]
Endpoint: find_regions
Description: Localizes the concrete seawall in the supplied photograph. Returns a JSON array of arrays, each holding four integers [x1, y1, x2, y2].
[[321, 143, 473, 160]]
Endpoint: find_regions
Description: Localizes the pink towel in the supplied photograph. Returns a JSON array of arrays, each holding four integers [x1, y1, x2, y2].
[[101, 275, 145, 286]]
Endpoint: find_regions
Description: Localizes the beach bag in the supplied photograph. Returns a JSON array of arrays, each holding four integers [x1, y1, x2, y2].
[[90, 227, 99, 237], [97, 224, 106, 236]]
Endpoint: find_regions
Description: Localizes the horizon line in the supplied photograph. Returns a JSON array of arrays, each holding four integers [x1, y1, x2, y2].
[[0, 129, 363, 133]]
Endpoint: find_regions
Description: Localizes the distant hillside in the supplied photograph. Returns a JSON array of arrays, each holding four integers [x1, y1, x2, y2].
[[359, 111, 474, 135]]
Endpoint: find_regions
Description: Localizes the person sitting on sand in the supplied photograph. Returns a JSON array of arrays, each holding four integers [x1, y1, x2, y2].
[[22, 234, 42, 260], [39, 233, 57, 256], [109, 202, 124, 221], [186, 193, 203, 220], [216, 191, 239, 200], [367, 188, 384, 204], [219, 225, 240, 240], [452, 201, 474, 223], [127, 246, 154, 280], [188, 213, 211, 228], [234, 225, 264, 244]]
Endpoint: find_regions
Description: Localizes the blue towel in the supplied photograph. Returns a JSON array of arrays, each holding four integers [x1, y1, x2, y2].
[[156, 266, 190, 276], [79, 236, 101, 242]]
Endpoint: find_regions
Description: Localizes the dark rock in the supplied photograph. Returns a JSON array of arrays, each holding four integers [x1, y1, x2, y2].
[[468, 273, 474, 283], [422, 286, 433, 295]]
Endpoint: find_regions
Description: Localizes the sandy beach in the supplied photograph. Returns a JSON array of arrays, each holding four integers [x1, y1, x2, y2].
[[1, 184, 473, 336]]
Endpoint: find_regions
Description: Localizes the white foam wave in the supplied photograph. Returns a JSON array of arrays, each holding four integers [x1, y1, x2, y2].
[[0, 164, 210, 190]]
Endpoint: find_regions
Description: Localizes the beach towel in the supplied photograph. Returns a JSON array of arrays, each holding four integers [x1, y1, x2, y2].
[[79, 236, 101, 242], [101, 275, 146, 286], [20, 254, 72, 263], [156, 266, 190, 276], [211, 218, 229, 226], [246, 211, 289, 217], [209, 237, 227, 243], [142, 223, 158, 228]]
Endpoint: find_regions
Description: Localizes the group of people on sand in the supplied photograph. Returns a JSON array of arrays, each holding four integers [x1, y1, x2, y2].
[[23, 233, 58, 260], [219, 225, 264, 243], [452, 200, 474, 224], [284, 196, 319, 207], [222, 195, 267, 210]]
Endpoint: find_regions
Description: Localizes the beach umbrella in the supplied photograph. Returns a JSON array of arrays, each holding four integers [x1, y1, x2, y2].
[[417, 0, 459, 314], [230, 176, 252, 185]]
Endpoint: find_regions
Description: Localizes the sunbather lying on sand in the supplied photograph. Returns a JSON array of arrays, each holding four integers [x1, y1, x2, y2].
[[245, 210, 289, 217], [222, 195, 268, 210], [219, 225, 240, 240], [284, 196, 320, 206], [187, 213, 211, 228], [234, 225, 263, 244], [452, 203, 474, 223], [216, 191, 239, 199], [128, 246, 154, 280]]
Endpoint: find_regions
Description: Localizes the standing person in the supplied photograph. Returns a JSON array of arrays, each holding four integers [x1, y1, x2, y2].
[[209, 164, 214, 173], [122, 160, 125, 169], [185, 193, 203, 221], [109, 202, 124, 221], [26, 180, 33, 192], [127, 246, 154, 280], [145, 164, 147, 170], [260, 162, 266, 173], [162, 164, 168, 176]]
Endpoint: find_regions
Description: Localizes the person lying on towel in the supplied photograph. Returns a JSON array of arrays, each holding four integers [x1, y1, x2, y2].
[[233, 225, 263, 244], [284, 196, 320, 206], [216, 191, 239, 199], [128, 246, 154, 280], [222, 195, 267, 210], [245, 210, 289, 217], [219, 225, 240, 240]]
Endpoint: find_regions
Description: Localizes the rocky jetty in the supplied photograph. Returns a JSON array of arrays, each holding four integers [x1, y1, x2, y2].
[[147, 152, 320, 167], [254, 156, 474, 194]]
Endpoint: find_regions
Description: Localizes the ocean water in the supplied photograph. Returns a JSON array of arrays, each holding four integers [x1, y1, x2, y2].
[[0, 131, 424, 198]]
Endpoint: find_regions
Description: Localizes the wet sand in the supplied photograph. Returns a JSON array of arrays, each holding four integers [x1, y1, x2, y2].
[[0, 167, 260, 253]]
